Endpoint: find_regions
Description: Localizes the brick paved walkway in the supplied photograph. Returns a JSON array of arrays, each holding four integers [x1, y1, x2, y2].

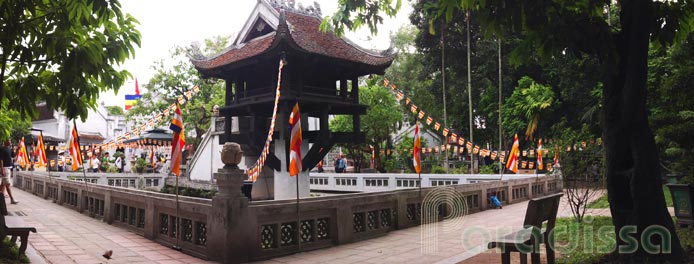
[[12, 188, 672, 264], [8, 189, 216, 264]]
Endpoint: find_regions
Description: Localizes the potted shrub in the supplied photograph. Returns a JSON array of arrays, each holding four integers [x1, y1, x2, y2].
[[135, 158, 148, 174], [667, 182, 694, 227]]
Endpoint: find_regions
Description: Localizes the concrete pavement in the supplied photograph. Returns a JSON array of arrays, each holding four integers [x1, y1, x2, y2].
[[8, 188, 635, 264]]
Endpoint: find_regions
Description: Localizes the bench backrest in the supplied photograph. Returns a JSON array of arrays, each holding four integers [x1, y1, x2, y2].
[[0, 198, 7, 238], [522, 192, 563, 231]]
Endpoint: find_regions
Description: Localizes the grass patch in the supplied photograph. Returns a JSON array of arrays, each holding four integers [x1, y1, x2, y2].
[[587, 194, 610, 209], [0, 238, 30, 263], [552, 216, 616, 264], [587, 186, 674, 209]]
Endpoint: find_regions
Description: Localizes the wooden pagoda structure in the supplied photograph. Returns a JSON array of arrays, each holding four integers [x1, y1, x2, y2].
[[191, 0, 394, 199]]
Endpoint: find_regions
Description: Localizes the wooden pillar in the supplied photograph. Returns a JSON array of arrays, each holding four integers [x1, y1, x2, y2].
[[340, 79, 348, 100], [351, 77, 359, 103]]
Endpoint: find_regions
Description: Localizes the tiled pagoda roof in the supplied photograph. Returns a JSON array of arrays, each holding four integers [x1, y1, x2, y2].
[[191, 5, 394, 72]]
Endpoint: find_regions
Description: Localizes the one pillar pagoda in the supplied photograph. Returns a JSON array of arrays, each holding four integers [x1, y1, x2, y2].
[[191, 0, 394, 200]]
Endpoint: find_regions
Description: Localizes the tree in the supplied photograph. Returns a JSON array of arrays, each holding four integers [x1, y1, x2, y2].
[[1, 0, 141, 120], [106, 106, 125, 116], [502, 76, 554, 140], [0, 101, 31, 141], [325, 0, 694, 261], [330, 81, 403, 172], [126, 36, 228, 148], [649, 33, 694, 185]]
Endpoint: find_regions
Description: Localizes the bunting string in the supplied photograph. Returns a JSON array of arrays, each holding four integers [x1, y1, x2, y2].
[[245, 59, 285, 181]]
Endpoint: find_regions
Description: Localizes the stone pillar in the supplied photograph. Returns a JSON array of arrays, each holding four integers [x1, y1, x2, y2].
[[207, 143, 252, 263], [208, 167, 252, 263]]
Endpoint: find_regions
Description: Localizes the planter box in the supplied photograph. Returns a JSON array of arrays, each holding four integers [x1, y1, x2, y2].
[[666, 184, 694, 228]]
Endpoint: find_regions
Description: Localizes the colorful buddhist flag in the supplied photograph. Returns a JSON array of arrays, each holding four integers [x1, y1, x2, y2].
[[426, 116, 433, 125], [442, 128, 449, 137], [35, 132, 47, 168], [410, 104, 418, 113], [124, 78, 142, 111], [537, 139, 544, 170], [458, 138, 465, 146], [490, 151, 497, 160], [67, 121, 83, 171], [418, 110, 425, 119], [506, 134, 520, 173], [16, 137, 29, 168], [169, 104, 185, 176], [413, 122, 421, 174], [288, 103, 302, 177], [434, 122, 441, 131]]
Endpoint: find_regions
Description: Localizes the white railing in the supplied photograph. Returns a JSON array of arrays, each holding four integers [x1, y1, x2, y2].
[[309, 172, 539, 192]]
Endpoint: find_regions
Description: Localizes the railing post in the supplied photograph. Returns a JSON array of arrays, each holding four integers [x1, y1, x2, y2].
[[396, 193, 409, 229], [144, 196, 155, 239], [335, 203, 353, 244], [207, 143, 251, 263], [104, 190, 114, 225]]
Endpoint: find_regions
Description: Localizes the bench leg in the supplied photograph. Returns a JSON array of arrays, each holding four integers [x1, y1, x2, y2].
[[501, 251, 510, 264], [531, 252, 540, 264], [520, 253, 527, 264], [18, 234, 29, 255], [10, 235, 17, 244], [546, 244, 556, 264]]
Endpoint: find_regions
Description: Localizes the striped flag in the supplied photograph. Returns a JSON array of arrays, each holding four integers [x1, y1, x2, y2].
[[150, 146, 156, 168], [169, 104, 185, 176], [506, 134, 520, 173], [67, 121, 83, 171], [16, 137, 30, 168], [537, 139, 544, 170], [288, 103, 302, 177], [35, 132, 48, 168], [413, 121, 421, 174]]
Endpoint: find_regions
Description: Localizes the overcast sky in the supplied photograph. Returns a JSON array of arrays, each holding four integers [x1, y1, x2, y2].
[[101, 0, 413, 109]]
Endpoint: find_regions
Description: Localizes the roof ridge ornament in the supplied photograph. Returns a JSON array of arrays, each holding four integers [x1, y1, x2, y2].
[[269, 0, 321, 18]]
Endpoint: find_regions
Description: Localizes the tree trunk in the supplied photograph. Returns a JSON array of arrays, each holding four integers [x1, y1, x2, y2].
[[603, 0, 684, 261]]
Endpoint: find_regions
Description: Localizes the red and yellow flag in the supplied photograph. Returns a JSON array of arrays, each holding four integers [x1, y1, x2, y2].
[[506, 134, 520, 173], [35, 132, 47, 168], [537, 139, 544, 170], [16, 137, 30, 168], [288, 103, 302, 177], [169, 104, 185, 176], [68, 121, 83, 171], [413, 121, 421, 174]]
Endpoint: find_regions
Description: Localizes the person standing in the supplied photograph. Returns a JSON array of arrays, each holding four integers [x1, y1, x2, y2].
[[90, 155, 100, 173], [115, 154, 123, 173], [0, 140, 18, 204]]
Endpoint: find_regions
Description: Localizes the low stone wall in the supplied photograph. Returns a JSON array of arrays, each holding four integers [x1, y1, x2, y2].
[[16, 171, 561, 263], [15, 173, 211, 258]]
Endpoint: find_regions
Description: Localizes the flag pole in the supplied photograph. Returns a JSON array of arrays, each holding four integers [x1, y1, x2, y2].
[[173, 172, 181, 251], [296, 169, 301, 251]]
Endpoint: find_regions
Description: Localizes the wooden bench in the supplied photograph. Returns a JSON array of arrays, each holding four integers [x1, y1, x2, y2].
[[488, 192, 562, 264], [0, 197, 37, 255]]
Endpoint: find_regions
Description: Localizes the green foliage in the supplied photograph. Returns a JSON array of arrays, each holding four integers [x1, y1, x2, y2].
[[587, 194, 610, 209], [479, 164, 495, 174], [502, 76, 554, 139], [553, 216, 616, 264], [0, 101, 31, 141], [551, 123, 604, 182], [135, 158, 148, 173], [320, 0, 402, 36], [650, 34, 694, 185], [0, 238, 29, 263], [105, 106, 124, 116], [105, 165, 118, 173], [126, 36, 228, 148], [330, 83, 402, 172], [430, 165, 446, 174], [160, 185, 217, 199], [0, 0, 141, 120]]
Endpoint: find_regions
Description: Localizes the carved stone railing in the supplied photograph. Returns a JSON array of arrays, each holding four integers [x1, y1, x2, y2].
[[15, 172, 211, 259], [16, 170, 562, 263]]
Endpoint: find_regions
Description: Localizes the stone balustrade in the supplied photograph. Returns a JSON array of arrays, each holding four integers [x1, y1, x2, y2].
[[15, 170, 561, 263]]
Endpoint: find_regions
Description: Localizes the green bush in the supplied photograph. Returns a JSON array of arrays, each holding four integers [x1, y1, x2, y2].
[[0, 238, 30, 263], [159, 185, 217, 199], [479, 164, 496, 174], [430, 165, 446, 174], [105, 165, 118, 173]]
